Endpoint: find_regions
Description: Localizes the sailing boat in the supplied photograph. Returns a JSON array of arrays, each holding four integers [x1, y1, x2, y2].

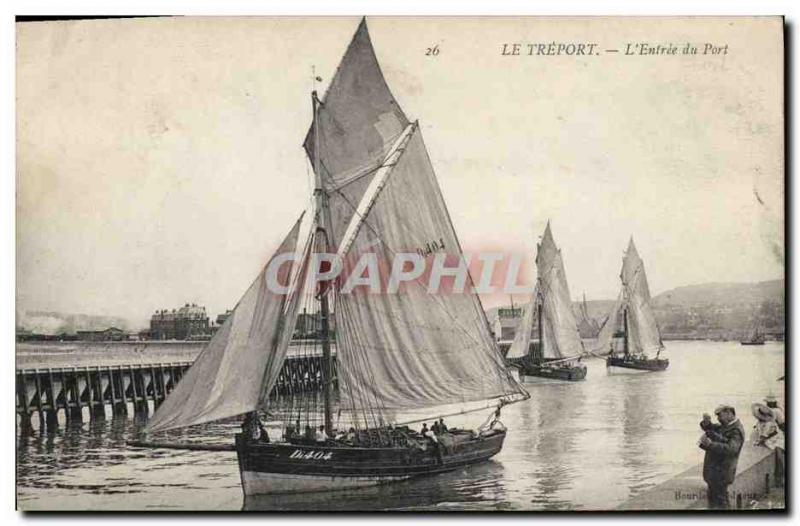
[[143, 19, 528, 495], [505, 222, 588, 382], [595, 238, 669, 371], [577, 292, 600, 339], [741, 315, 767, 345]]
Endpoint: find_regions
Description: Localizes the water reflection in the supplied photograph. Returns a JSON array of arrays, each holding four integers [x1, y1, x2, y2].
[[528, 382, 586, 509], [618, 371, 664, 496], [243, 461, 508, 511]]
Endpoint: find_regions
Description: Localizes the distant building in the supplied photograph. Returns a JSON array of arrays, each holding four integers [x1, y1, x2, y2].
[[76, 327, 126, 341], [216, 309, 233, 326], [148, 303, 210, 340], [490, 306, 529, 347]]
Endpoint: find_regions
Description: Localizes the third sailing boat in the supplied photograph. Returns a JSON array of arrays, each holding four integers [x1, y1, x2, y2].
[[505, 222, 588, 382], [595, 238, 669, 371], [143, 18, 528, 495]]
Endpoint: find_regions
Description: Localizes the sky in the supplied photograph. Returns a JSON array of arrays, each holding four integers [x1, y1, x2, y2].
[[16, 17, 784, 328]]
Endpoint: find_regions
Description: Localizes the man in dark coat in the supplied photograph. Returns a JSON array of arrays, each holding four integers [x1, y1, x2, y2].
[[699, 404, 746, 509]]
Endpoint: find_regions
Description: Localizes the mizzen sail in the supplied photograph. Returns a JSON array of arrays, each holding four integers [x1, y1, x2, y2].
[[146, 214, 309, 433]]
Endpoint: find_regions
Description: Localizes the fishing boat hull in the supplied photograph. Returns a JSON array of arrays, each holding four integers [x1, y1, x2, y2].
[[517, 363, 587, 382], [235, 430, 506, 495], [606, 355, 669, 372]]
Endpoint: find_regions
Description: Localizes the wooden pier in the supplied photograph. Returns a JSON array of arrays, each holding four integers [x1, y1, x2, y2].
[[16, 353, 337, 432]]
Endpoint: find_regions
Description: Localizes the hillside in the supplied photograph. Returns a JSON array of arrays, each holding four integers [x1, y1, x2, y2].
[[653, 279, 784, 307], [486, 279, 785, 341]]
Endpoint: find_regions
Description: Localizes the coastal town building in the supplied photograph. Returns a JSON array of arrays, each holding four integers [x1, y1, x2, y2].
[[148, 303, 210, 340]]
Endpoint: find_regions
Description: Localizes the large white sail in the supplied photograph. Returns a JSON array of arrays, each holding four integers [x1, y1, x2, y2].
[[146, 215, 310, 433], [332, 128, 525, 413], [621, 239, 664, 355], [536, 223, 585, 360], [304, 19, 410, 246], [592, 238, 663, 356]]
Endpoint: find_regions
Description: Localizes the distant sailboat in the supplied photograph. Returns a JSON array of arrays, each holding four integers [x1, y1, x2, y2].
[[595, 238, 669, 372], [577, 292, 600, 339], [506, 222, 588, 382], [741, 316, 767, 346], [143, 18, 529, 496]]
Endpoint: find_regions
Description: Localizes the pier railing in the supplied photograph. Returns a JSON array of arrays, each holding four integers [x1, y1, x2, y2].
[[16, 354, 337, 431]]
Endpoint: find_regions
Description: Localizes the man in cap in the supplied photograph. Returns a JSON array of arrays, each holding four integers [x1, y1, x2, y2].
[[698, 404, 746, 509]]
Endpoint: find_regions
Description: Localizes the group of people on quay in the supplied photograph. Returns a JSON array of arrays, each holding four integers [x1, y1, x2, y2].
[[699, 394, 785, 510]]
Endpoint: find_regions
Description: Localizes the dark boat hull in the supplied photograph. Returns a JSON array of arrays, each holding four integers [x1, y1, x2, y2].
[[606, 355, 669, 371], [740, 341, 766, 346], [517, 363, 587, 382], [235, 430, 506, 495]]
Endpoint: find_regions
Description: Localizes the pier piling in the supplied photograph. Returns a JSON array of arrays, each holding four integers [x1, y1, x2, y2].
[[16, 354, 338, 428]]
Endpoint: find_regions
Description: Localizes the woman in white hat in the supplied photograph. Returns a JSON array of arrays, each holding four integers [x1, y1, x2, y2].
[[764, 394, 785, 432], [750, 403, 782, 450]]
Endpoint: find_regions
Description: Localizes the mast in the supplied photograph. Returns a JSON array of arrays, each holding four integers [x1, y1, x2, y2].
[[622, 307, 629, 358], [312, 89, 334, 434], [536, 294, 544, 364]]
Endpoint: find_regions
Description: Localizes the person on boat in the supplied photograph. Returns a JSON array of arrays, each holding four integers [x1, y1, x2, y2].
[[258, 420, 270, 443], [345, 427, 356, 445], [304, 424, 315, 442], [698, 404, 745, 510], [420, 423, 431, 438], [284, 422, 296, 442], [241, 412, 260, 442], [421, 423, 443, 464], [438, 418, 448, 433], [431, 421, 440, 434], [315, 425, 329, 443]]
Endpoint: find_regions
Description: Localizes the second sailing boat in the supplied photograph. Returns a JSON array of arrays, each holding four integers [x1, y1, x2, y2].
[[595, 238, 669, 371], [506, 222, 588, 382], [143, 18, 529, 496]]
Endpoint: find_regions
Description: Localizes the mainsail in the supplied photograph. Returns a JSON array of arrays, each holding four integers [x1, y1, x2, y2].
[[306, 20, 526, 419], [594, 238, 664, 355], [145, 215, 310, 433], [332, 129, 525, 414], [536, 223, 585, 360], [506, 223, 584, 361]]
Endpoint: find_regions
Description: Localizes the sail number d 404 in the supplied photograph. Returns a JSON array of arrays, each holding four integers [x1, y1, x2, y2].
[[289, 449, 334, 461]]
